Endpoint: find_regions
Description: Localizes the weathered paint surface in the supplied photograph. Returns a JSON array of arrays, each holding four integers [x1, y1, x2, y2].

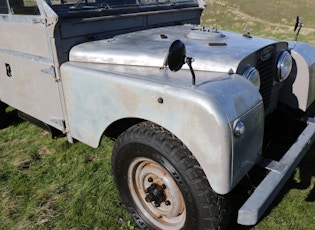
[[70, 25, 280, 74], [0, 2, 64, 130], [61, 62, 263, 194]]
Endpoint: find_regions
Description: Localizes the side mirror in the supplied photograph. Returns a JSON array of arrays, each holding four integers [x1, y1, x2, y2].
[[294, 16, 303, 42], [166, 40, 196, 86], [167, 40, 186, 72]]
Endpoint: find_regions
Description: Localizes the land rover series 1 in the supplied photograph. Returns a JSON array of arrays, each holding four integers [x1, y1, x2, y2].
[[1, 0, 315, 229]]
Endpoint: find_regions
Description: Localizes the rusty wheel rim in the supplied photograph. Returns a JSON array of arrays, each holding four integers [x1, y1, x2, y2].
[[128, 157, 186, 229]]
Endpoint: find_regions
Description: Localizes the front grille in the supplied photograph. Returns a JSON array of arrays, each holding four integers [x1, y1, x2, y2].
[[257, 51, 275, 114]]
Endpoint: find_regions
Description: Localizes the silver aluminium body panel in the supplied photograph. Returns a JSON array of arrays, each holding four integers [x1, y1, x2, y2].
[[280, 42, 315, 111], [70, 25, 280, 74], [60, 61, 264, 194], [0, 0, 65, 131], [65, 24, 278, 193]]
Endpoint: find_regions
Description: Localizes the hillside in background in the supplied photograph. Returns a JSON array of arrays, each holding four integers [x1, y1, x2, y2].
[[201, 0, 315, 45]]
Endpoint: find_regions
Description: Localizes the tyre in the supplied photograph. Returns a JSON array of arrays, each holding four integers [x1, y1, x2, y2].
[[112, 121, 230, 230]]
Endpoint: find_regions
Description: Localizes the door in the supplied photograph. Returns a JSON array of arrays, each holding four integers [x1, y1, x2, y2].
[[0, 0, 65, 131]]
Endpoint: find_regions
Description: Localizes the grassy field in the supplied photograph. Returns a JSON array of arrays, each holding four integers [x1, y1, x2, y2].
[[2, 0, 315, 229], [201, 0, 315, 46], [0, 110, 135, 229]]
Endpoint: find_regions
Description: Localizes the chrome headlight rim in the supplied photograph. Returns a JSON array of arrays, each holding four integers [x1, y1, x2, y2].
[[277, 51, 293, 82], [242, 66, 261, 89]]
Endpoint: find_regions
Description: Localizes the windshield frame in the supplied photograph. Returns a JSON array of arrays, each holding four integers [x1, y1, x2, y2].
[[46, 0, 200, 18]]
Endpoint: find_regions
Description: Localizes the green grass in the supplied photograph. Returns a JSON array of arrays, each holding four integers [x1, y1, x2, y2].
[[201, 0, 315, 45], [2, 1, 315, 229], [0, 113, 133, 229]]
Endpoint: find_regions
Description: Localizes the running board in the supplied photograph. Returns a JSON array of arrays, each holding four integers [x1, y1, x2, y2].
[[237, 119, 315, 226]]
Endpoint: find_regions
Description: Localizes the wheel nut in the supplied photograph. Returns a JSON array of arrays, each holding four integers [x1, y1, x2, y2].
[[148, 177, 153, 183], [145, 193, 155, 203], [165, 200, 171, 206]]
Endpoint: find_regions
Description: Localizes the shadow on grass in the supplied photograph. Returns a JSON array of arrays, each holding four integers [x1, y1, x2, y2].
[[291, 149, 315, 202], [1, 108, 24, 129], [2, 108, 65, 138]]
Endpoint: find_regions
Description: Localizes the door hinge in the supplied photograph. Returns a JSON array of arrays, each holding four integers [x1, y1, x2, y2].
[[51, 117, 67, 132], [32, 18, 47, 25], [41, 66, 59, 82]]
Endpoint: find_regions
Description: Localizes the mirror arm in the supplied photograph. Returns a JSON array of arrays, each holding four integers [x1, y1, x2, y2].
[[294, 16, 303, 42], [185, 57, 196, 86]]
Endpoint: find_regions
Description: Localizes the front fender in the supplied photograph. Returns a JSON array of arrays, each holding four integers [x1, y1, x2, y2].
[[282, 42, 315, 111], [61, 62, 264, 194]]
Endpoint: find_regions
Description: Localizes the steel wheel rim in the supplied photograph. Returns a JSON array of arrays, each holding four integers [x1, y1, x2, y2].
[[128, 157, 186, 229]]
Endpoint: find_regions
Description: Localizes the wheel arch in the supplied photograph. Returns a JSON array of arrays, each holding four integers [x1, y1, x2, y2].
[[104, 117, 145, 139], [99, 113, 232, 195]]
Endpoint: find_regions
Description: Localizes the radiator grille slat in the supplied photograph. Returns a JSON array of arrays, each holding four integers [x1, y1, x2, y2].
[[257, 56, 274, 113]]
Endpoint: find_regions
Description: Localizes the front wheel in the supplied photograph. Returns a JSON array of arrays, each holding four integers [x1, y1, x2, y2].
[[112, 122, 230, 229]]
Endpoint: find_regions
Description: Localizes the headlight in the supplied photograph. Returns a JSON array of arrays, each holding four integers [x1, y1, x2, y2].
[[242, 66, 260, 89], [277, 51, 292, 82]]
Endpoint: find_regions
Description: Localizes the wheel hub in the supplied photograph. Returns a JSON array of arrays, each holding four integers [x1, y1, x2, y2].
[[145, 183, 167, 207]]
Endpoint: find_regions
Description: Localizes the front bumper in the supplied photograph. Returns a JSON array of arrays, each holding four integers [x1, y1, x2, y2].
[[237, 117, 315, 225]]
